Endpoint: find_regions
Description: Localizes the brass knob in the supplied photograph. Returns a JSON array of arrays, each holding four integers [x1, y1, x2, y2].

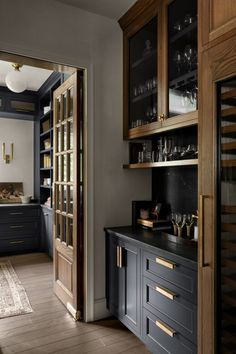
[[160, 114, 165, 121]]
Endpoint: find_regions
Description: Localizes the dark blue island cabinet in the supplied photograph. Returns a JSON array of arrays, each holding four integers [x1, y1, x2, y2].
[[105, 227, 197, 354], [0, 204, 41, 254]]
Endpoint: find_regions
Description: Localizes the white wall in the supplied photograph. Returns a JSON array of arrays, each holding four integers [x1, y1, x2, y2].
[[0, 0, 152, 321], [0, 118, 34, 196]]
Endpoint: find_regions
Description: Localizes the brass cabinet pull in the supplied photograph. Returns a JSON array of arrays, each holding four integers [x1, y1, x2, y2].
[[116, 246, 120, 268], [200, 194, 210, 268], [156, 257, 176, 269], [9, 212, 24, 215], [119, 247, 123, 268], [10, 240, 25, 244], [155, 285, 177, 300], [155, 319, 176, 337], [10, 225, 24, 229]]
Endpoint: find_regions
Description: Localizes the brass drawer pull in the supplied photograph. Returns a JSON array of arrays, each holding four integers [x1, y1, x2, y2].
[[10, 240, 25, 244], [155, 319, 176, 338], [9, 212, 24, 215], [119, 246, 123, 268], [156, 257, 176, 269], [10, 225, 24, 229], [155, 285, 177, 300], [117, 246, 120, 268]]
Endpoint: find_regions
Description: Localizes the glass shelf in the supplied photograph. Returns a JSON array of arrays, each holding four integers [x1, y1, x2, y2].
[[123, 158, 198, 169]]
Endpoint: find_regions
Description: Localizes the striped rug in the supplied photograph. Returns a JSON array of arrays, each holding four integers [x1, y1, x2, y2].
[[0, 260, 33, 318]]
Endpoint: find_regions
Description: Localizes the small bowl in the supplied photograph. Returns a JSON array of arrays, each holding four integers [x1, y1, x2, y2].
[[20, 196, 32, 204]]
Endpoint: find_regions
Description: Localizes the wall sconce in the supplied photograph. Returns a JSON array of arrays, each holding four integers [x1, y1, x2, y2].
[[2, 143, 14, 164]]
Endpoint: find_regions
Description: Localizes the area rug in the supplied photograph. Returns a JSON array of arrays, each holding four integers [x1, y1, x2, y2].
[[0, 260, 33, 319]]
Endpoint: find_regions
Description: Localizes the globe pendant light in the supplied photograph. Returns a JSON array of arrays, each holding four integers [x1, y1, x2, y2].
[[5, 63, 27, 93]]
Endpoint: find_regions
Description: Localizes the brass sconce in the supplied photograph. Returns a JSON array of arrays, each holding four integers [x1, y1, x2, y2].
[[2, 143, 14, 164]]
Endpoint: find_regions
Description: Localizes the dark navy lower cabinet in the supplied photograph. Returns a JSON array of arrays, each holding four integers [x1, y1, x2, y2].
[[105, 228, 197, 354], [0, 204, 41, 255], [106, 233, 141, 337], [41, 206, 53, 258]]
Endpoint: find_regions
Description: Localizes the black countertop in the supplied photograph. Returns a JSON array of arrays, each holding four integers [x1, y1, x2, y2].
[[105, 226, 198, 264]]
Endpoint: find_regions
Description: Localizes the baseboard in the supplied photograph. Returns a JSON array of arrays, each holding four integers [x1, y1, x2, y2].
[[94, 298, 111, 320]]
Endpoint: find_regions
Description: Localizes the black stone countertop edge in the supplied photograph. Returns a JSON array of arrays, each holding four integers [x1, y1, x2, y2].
[[105, 226, 198, 266], [0, 203, 41, 207]]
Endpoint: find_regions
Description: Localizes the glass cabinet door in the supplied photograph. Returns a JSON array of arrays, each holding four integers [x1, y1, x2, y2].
[[218, 78, 236, 353], [129, 17, 157, 129], [167, 0, 198, 117]]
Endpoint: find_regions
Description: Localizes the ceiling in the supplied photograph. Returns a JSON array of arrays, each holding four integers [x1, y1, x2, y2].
[[0, 61, 53, 92], [56, 0, 137, 20]]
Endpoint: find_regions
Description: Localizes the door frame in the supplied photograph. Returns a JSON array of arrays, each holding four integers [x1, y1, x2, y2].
[[0, 50, 92, 321]]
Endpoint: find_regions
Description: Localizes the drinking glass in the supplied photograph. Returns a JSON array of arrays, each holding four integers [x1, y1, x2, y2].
[[163, 137, 172, 162], [185, 214, 194, 237], [173, 50, 182, 73]]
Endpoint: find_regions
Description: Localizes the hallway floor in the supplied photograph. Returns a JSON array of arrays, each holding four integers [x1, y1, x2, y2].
[[0, 253, 150, 354]]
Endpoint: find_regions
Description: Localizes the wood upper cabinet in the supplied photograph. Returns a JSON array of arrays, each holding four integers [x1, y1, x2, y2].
[[119, 0, 198, 139], [199, 0, 236, 49], [199, 33, 236, 354]]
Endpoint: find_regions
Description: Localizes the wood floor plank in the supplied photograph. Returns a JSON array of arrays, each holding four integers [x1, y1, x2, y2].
[[0, 253, 150, 354]]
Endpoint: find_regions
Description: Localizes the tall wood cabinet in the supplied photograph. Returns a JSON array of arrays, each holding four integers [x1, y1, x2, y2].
[[199, 16, 236, 354]]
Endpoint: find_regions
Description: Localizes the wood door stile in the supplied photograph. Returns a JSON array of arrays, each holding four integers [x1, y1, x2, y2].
[[53, 71, 83, 320]]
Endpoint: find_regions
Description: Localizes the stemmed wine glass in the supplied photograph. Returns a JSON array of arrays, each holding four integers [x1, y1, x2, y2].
[[173, 50, 182, 73], [176, 213, 186, 237], [163, 137, 172, 162], [183, 45, 194, 71], [185, 214, 194, 237]]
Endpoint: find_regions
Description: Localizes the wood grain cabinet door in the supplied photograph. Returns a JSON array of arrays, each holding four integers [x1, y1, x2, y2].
[[200, 0, 236, 48], [199, 34, 236, 354]]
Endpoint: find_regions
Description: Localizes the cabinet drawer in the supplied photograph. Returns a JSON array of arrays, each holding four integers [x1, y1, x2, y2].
[[0, 237, 39, 254], [142, 309, 197, 354], [0, 207, 40, 222], [143, 250, 197, 303], [143, 277, 197, 344], [0, 221, 40, 238]]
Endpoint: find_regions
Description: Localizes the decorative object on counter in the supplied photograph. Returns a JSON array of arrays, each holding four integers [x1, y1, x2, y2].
[[44, 197, 51, 208], [185, 214, 194, 237], [192, 211, 198, 241], [140, 208, 149, 220], [176, 213, 186, 237], [20, 195, 31, 204], [171, 213, 178, 236], [151, 202, 162, 219], [2, 142, 14, 164], [0, 183, 23, 204], [137, 218, 172, 231]]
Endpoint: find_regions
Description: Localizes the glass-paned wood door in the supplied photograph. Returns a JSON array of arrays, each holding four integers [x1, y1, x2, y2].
[[53, 71, 83, 320]]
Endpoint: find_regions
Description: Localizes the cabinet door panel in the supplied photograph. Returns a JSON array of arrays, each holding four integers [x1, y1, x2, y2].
[[122, 241, 141, 335]]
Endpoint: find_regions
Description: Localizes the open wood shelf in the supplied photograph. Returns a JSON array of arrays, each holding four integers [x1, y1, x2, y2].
[[221, 107, 236, 122], [222, 205, 236, 214], [222, 124, 236, 138], [123, 158, 198, 169], [127, 111, 198, 139], [222, 159, 236, 167], [222, 142, 236, 152], [40, 148, 52, 154], [222, 223, 236, 233], [40, 128, 52, 138]]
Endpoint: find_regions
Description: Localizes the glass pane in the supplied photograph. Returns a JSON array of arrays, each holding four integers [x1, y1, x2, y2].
[[56, 213, 61, 239], [69, 153, 73, 182], [56, 155, 62, 182], [168, 0, 198, 117], [55, 184, 62, 211], [62, 185, 67, 213], [218, 78, 236, 352], [69, 120, 73, 150], [69, 186, 73, 215], [56, 97, 61, 123], [69, 87, 73, 116], [62, 123, 67, 151], [61, 215, 66, 243], [63, 93, 67, 120], [68, 218, 73, 247], [129, 17, 157, 129], [57, 127, 61, 153], [62, 155, 67, 182]]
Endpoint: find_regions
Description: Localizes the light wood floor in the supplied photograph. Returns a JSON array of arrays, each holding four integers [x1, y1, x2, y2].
[[0, 253, 150, 354]]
